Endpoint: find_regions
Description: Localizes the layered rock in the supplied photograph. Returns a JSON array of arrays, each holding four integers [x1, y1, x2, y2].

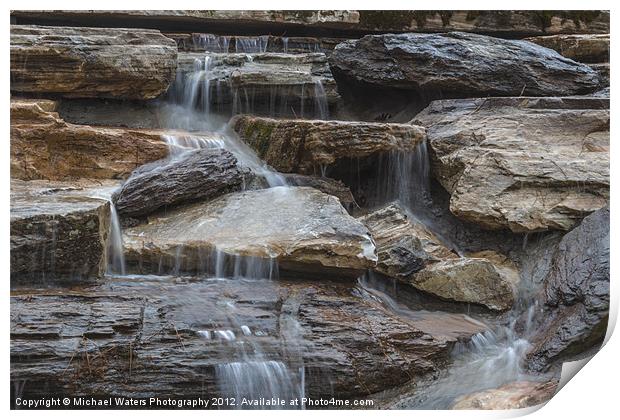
[[173, 52, 338, 118], [10, 276, 485, 400], [329, 32, 600, 98], [10, 180, 116, 284], [231, 115, 425, 174], [114, 148, 243, 219], [452, 380, 557, 409], [123, 187, 377, 279], [414, 96, 609, 232], [281, 173, 356, 210], [525, 34, 609, 63], [526, 207, 609, 371], [10, 25, 177, 100], [10, 99, 169, 180], [10, 10, 609, 36], [359, 203, 519, 311]]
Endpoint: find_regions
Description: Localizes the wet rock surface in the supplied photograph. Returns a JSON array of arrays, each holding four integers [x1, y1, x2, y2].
[[281, 173, 357, 210], [114, 148, 243, 219], [526, 207, 609, 371], [10, 99, 170, 180], [231, 115, 426, 174], [330, 32, 600, 98], [525, 34, 609, 63], [452, 380, 557, 409], [10, 25, 177, 100], [414, 96, 609, 232], [10, 276, 485, 400], [123, 187, 377, 279], [10, 180, 117, 285]]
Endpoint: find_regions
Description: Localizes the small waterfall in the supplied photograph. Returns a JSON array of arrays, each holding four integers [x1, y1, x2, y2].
[[282, 37, 289, 53], [192, 33, 231, 52], [107, 202, 126, 275], [313, 80, 329, 120], [235, 35, 269, 53]]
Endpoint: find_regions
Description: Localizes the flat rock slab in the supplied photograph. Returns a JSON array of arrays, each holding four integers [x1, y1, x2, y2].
[[10, 25, 177, 100], [123, 187, 377, 279], [10, 276, 485, 400], [414, 96, 609, 232], [525, 34, 609, 63], [231, 115, 426, 174], [114, 148, 243, 219], [11, 99, 169, 180], [10, 180, 118, 284], [329, 32, 600, 97], [452, 380, 558, 409]]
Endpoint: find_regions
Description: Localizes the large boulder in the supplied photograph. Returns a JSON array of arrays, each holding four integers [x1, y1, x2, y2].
[[10, 99, 169, 180], [10, 25, 177, 100], [123, 187, 377, 279], [281, 173, 356, 210], [231, 115, 426, 174], [10, 10, 609, 37], [10, 180, 116, 284], [414, 96, 609, 233], [329, 32, 600, 98], [525, 34, 609, 63], [526, 207, 609, 371], [452, 380, 557, 410], [114, 148, 243, 219]]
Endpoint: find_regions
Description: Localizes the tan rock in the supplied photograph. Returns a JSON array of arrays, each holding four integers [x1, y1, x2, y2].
[[231, 115, 425, 174], [414, 96, 609, 232], [525, 34, 609, 63], [452, 380, 558, 409], [10, 99, 169, 180], [123, 187, 377, 279], [10, 25, 177, 100]]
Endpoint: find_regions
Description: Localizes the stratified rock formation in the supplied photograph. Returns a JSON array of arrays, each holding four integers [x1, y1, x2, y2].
[[526, 207, 609, 371], [452, 380, 558, 409], [329, 32, 600, 98], [123, 187, 377, 279], [114, 148, 243, 218], [525, 34, 609, 63], [10, 25, 177, 99], [414, 96, 609, 232], [10, 99, 169, 180], [10, 180, 115, 284], [231, 115, 426, 174]]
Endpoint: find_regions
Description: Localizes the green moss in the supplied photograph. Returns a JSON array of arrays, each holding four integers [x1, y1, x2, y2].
[[245, 121, 274, 157]]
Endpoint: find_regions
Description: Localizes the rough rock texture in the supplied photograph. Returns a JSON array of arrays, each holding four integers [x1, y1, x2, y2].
[[114, 149, 243, 218], [526, 207, 609, 371], [10, 25, 177, 100], [414, 96, 609, 232], [174, 52, 338, 118], [10, 277, 486, 400], [123, 187, 377, 279], [358, 203, 457, 279], [281, 173, 357, 210], [10, 99, 169, 180], [11, 10, 609, 37], [329, 32, 600, 98], [525, 34, 609, 63], [452, 380, 558, 409], [10, 180, 116, 284], [231, 115, 426, 174], [589, 63, 610, 88]]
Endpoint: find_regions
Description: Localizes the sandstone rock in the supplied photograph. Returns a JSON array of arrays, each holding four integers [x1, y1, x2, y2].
[[11, 10, 609, 37], [414, 96, 609, 232], [526, 207, 609, 371], [329, 32, 600, 98], [173, 52, 338, 118], [123, 187, 377, 279], [358, 203, 457, 279], [10, 25, 177, 100], [10, 276, 485, 400], [452, 380, 557, 409], [10, 99, 169, 180], [114, 148, 243, 219], [281, 173, 356, 210], [10, 180, 116, 284], [231, 115, 425, 174], [412, 257, 519, 312], [525, 34, 609, 63]]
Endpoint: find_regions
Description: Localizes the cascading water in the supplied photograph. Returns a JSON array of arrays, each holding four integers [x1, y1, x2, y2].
[[106, 202, 126, 275]]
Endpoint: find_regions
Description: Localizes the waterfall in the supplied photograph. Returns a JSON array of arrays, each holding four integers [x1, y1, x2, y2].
[[313, 80, 329, 120], [235, 36, 269, 53], [107, 202, 126, 275]]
